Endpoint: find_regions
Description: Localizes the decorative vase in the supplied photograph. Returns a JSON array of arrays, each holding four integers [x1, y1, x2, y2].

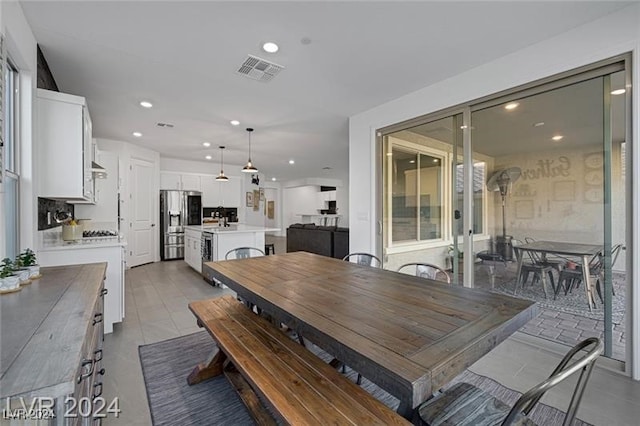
[[0, 275, 21, 291], [28, 264, 42, 279], [15, 268, 31, 285]]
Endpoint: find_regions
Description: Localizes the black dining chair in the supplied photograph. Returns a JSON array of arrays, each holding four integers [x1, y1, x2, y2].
[[418, 337, 603, 426], [397, 262, 451, 284], [557, 244, 624, 303]]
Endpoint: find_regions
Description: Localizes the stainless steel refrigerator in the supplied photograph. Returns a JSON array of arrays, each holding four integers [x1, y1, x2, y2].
[[160, 190, 202, 260]]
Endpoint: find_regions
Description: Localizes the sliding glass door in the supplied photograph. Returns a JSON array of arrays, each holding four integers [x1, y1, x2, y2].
[[379, 57, 629, 362]]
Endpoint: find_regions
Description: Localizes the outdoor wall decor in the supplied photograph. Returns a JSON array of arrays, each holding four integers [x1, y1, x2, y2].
[[553, 180, 576, 201], [583, 152, 603, 203], [519, 156, 571, 181], [259, 188, 265, 201], [253, 190, 260, 211], [246, 192, 253, 207], [267, 200, 275, 219]]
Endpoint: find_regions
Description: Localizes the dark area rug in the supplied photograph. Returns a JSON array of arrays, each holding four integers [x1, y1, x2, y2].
[[139, 331, 592, 426]]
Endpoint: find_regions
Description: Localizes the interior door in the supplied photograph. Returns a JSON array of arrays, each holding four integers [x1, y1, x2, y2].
[[130, 157, 155, 267]]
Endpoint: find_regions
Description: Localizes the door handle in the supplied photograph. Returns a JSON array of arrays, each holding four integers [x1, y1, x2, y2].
[[454, 210, 461, 220], [151, 224, 156, 227]]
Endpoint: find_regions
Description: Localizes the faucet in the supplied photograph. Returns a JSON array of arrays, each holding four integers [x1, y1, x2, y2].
[[223, 216, 229, 227]]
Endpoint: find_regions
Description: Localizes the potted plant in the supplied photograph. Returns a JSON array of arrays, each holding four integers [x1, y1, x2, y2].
[[19, 248, 41, 279], [0, 258, 21, 291], [12, 255, 32, 285]]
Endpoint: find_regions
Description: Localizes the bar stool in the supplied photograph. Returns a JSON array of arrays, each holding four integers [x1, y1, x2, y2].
[[264, 243, 275, 255]]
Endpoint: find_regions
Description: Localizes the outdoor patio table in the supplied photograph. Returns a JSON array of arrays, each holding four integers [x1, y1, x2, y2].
[[513, 241, 603, 310], [202, 251, 537, 418]]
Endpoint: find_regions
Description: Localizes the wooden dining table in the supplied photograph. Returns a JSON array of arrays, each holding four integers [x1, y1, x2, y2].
[[203, 251, 538, 417], [513, 241, 603, 310]]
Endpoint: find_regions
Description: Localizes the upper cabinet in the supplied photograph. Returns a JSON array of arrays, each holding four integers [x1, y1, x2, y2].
[[37, 89, 95, 203], [201, 176, 241, 208], [160, 172, 202, 191]]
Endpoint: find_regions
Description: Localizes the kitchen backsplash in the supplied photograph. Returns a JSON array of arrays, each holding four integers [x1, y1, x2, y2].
[[37, 197, 74, 230]]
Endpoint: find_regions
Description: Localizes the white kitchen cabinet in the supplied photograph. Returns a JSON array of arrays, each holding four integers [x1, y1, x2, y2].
[[37, 89, 95, 203], [185, 228, 202, 273], [201, 176, 242, 208], [160, 172, 202, 191]]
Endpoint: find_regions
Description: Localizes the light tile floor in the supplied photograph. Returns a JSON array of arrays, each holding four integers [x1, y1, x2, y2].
[[102, 253, 640, 425]]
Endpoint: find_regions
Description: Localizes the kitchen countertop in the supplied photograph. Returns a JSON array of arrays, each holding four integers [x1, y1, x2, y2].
[[0, 263, 106, 399], [186, 224, 280, 234], [40, 238, 127, 251]]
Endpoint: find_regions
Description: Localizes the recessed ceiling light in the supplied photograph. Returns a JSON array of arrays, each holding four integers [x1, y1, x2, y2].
[[139, 101, 153, 108], [409, 160, 416, 164], [262, 42, 279, 53], [611, 89, 626, 95], [433, 159, 439, 163], [504, 102, 519, 111], [533, 122, 545, 127], [552, 135, 564, 141], [230, 120, 240, 126], [205, 155, 212, 160], [386, 152, 393, 156], [132, 132, 142, 137], [288, 160, 295, 164], [271, 177, 277, 181], [202, 142, 211, 147]]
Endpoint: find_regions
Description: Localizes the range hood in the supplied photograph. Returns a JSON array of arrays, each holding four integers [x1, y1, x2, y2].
[[91, 161, 108, 179]]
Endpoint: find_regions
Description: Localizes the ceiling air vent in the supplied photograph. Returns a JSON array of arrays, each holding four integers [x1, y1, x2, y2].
[[236, 55, 284, 82], [156, 122, 174, 128]]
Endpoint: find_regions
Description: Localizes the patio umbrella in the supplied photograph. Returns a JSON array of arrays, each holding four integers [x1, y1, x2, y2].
[[486, 167, 522, 238]]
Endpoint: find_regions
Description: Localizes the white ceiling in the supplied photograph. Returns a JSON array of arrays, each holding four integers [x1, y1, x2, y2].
[[21, 1, 630, 181]]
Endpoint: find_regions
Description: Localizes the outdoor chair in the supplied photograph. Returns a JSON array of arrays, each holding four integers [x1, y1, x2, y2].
[[524, 236, 566, 274], [557, 244, 624, 303], [419, 337, 603, 426], [517, 248, 557, 299], [225, 246, 265, 260], [342, 252, 382, 267], [397, 262, 451, 284]]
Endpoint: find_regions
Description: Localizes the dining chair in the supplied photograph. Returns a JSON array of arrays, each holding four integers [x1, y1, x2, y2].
[[517, 249, 556, 299], [397, 262, 451, 284], [341, 252, 381, 383], [342, 253, 382, 267], [558, 244, 624, 303], [225, 246, 265, 260], [418, 337, 603, 426], [523, 236, 566, 274]]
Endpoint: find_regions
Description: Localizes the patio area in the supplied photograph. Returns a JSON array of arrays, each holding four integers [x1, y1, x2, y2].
[[469, 260, 626, 361]]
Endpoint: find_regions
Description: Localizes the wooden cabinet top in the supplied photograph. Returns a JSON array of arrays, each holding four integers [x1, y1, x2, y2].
[[0, 263, 106, 399]]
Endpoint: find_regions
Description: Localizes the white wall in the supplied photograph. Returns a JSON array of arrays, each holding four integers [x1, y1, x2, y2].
[[0, 2, 38, 258], [349, 4, 640, 378], [97, 138, 161, 263]]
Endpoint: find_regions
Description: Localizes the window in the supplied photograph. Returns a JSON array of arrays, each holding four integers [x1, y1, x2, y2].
[[4, 60, 19, 258], [382, 115, 489, 252]]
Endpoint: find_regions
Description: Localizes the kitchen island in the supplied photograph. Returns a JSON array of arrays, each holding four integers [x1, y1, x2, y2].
[[184, 224, 279, 276]]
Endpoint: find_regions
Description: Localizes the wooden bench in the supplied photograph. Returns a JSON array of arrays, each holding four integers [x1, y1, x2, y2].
[[188, 295, 410, 425]]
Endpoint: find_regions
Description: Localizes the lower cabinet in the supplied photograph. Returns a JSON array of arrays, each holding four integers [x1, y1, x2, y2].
[[68, 283, 107, 425], [185, 228, 202, 273]]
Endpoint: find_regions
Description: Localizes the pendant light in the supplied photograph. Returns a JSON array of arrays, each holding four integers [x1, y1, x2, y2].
[[242, 127, 258, 173], [216, 146, 229, 182]]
